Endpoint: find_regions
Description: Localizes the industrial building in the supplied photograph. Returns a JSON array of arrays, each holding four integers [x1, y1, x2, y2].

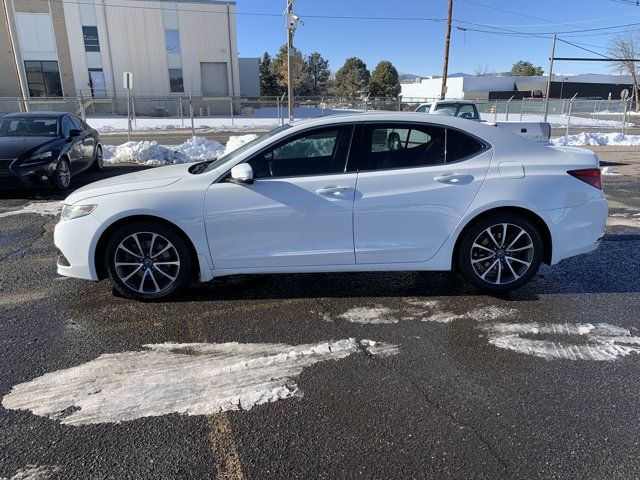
[[0, 0, 258, 98], [401, 74, 635, 101]]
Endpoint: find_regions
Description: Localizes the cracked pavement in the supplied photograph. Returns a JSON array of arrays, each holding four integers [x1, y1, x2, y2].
[[1, 148, 640, 479]]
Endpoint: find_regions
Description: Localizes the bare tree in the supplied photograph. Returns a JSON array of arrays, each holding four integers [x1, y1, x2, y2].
[[474, 63, 489, 77], [608, 30, 640, 111]]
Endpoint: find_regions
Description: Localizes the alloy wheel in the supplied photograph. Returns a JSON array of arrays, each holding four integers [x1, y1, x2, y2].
[[57, 160, 70, 188], [470, 223, 534, 285], [114, 232, 181, 294]]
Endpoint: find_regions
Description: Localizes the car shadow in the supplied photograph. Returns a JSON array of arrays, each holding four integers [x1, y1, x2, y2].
[[0, 164, 152, 200], [157, 232, 640, 304]]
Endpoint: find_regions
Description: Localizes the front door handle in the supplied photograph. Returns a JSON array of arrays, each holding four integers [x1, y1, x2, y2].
[[316, 186, 349, 195], [434, 173, 474, 185]]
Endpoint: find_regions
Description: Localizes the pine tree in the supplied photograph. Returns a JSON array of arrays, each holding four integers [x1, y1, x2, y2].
[[259, 52, 280, 97], [367, 61, 401, 97], [333, 57, 370, 98], [303, 52, 330, 95]]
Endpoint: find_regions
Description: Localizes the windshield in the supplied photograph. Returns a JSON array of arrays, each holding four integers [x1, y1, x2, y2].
[[0, 117, 59, 137], [198, 124, 291, 174]]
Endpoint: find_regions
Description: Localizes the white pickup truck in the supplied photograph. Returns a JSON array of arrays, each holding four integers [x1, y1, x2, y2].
[[414, 100, 551, 142]]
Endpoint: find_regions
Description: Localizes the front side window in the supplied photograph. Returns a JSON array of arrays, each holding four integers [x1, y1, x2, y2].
[[61, 116, 76, 137], [361, 124, 446, 170], [169, 68, 184, 93], [0, 117, 58, 137], [82, 26, 100, 52], [165, 29, 181, 53], [457, 104, 478, 119], [248, 126, 352, 179], [415, 104, 430, 113]]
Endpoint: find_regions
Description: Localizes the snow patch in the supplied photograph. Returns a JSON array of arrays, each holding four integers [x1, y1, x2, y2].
[[0, 465, 62, 480], [1, 339, 398, 425], [482, 322, 640, 361], [601, 166, 622, 176], [0, 201, 64, 219], [337, 307, 399, 324], [551, 132, 640, 146], [223, 134, 258, 154]]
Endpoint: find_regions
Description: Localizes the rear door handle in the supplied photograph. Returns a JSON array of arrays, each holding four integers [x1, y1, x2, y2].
[[434, 173, 474, 184], [316, 186, 349, 195]]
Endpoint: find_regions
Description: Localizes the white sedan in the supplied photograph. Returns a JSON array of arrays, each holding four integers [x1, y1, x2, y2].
[[54, 113, 607, 300]]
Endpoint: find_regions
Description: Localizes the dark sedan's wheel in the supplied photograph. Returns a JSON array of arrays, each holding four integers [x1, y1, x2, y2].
[[457, 213, 543, 293], [52, 157, 71, 190], [105, 221, 191, 301], [91, 145, 104, 171]]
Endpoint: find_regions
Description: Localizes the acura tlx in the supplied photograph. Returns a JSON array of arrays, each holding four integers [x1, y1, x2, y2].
[[54, 113, 607, 300]]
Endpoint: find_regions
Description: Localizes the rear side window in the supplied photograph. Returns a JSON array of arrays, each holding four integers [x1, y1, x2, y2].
[[446, 129, 484, 162], [248, 126, 353, 179], [360, 124, 446, 170]]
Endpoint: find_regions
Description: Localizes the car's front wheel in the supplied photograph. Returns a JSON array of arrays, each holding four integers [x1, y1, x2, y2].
[[105, 221, 192, 300], [457, 213, 543, 293], [52, 157, 71, 190]]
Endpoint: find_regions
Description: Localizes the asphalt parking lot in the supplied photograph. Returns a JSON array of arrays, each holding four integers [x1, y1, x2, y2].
[[1, 147, 639, 479]]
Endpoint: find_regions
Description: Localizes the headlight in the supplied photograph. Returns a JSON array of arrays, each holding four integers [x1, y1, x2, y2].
[[23, 151, 53, 165], [61, 204, 96, 221]]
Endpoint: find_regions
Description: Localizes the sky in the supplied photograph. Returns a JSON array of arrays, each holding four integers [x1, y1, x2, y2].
[[234, 0, 640, 77]]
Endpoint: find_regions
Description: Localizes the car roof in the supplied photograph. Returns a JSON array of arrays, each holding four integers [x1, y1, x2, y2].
[[2, 111, 68, 119]]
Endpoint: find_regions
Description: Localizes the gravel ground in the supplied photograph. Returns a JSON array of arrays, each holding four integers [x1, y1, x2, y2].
[[0, 146, 639, 480]]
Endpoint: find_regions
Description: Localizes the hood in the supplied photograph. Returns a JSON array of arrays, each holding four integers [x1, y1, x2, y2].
[[66, 163, 192, 204], [0, 136, 58, 158]]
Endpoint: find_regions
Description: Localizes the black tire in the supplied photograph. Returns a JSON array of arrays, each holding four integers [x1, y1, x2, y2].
[[91, 145, 104, 171], [52, 157, 71, 190], [105, 221, 192, 301], [456, 213, 543, 294]]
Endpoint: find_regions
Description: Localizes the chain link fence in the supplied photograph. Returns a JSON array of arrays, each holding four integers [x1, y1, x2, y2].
[[0, 95, 636, 138]]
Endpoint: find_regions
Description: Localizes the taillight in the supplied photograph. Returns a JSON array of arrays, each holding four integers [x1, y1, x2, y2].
[[568, 168, 602, 190]]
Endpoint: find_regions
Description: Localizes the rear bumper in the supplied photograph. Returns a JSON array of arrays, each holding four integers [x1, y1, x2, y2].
[[540, 196, 608, 264]]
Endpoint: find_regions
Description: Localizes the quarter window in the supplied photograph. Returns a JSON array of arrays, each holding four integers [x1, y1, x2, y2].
[[446, 129, 484, 161], [248, 126, 352, 179], [361, 124, 446, 170]]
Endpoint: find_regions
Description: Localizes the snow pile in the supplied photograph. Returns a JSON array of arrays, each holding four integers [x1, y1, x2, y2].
[[223, 134, 258, 154], [173, 136, 224, 161], [103, 135, 255, 166], [551, 132, 640, 146], [601, 166, 622, 176]]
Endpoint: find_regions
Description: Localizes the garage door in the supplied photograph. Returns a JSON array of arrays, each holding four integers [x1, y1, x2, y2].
[[200, 62, 229, 96]]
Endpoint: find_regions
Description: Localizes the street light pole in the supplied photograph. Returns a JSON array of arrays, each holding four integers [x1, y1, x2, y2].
[[440, 0, 454, 100]]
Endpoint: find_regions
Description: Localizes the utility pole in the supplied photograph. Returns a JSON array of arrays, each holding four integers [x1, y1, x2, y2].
[[543, 34, 556, 123], [285, 0, 298, 123], [1, 0, 28, 111], [440, 0, 454, 100]]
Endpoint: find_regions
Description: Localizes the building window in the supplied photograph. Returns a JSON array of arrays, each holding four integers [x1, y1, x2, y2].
[[24, 60, 63, 97], [82, 26, 100, 52], [169, 68, 184, 92], [165, 29, 180, 54]]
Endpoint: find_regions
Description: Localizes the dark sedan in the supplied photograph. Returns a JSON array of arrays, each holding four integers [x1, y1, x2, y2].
[[0, 112, 102, 190]]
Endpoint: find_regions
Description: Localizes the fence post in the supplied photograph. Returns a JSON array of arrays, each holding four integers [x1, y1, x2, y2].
[[131, 97, 137, 128], [78, 92, 86, 120], [519, 99, 524, 121], [189, 92, 195, 136], [179, 97, 184, 126], [230, 97, 235, 127], [565, 97, 574, 137], [126, 89, 131, 141]]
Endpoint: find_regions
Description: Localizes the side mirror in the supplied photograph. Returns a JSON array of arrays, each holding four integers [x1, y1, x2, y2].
[[68, 129, 82, 138], [230, 163, 254, 184]]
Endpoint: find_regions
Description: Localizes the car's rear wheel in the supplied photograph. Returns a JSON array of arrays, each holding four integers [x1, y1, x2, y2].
[[91, 145, 104, 171], [52, 157, 71, 190], [457, 213, 543, 293], [105, 221, 192, 300]]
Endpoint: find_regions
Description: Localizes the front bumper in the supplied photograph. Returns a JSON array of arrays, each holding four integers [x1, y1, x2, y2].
[[54, 213, 102, 280], [541, 196, 608, 264], [0, 158, 58, 189]]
